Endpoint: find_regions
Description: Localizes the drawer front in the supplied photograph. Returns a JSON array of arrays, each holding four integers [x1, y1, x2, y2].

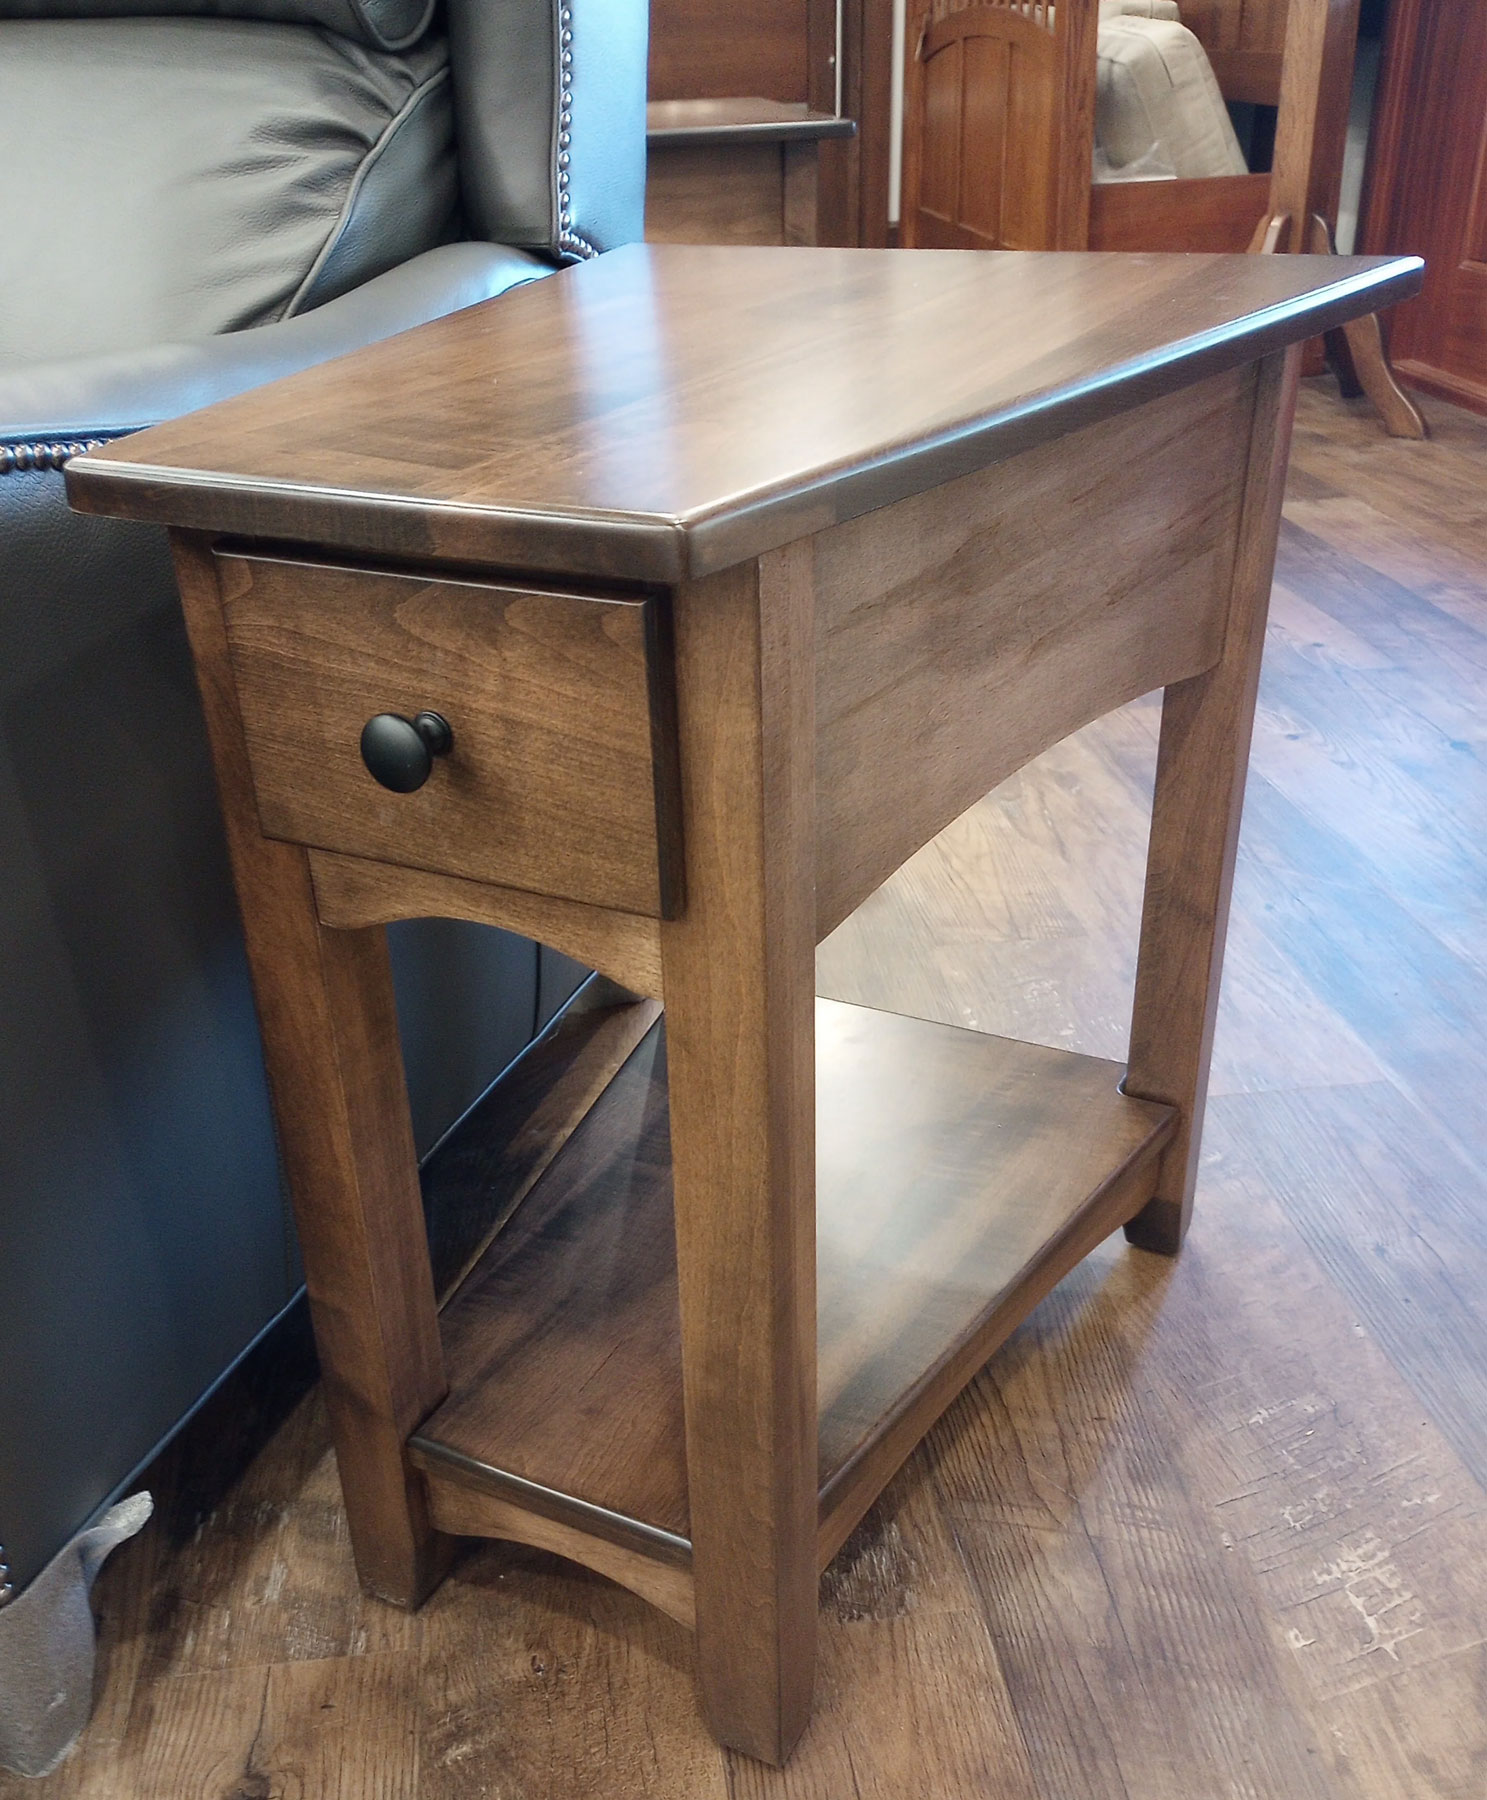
[[218, 553, 680, 917]]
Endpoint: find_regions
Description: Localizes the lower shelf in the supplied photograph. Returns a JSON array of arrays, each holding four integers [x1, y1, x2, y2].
[[409, 997, 1173, 1608]]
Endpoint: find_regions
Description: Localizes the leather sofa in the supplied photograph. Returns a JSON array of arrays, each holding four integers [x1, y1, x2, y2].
[[0, 0, 646, 1618]]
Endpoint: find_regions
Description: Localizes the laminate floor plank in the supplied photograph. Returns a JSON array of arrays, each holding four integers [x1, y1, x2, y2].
[[733, 1467, 1042, 1800], [9, 379, 1487, 1799], [1209, 1081, 1487, 1498], [929, 1246, 1347, 1800], [413, 1543, 726, 1800]]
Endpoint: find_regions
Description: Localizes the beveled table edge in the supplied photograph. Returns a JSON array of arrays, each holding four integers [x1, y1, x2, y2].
[[65, 254, 1423, 587]]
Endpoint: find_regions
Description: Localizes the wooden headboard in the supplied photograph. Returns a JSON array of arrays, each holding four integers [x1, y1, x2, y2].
[[1180, 0, 1288, 105], [901, 0, 1098, 251]]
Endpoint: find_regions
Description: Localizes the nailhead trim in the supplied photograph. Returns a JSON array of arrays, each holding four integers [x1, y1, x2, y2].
[[553, 4, 598, 260], [0, 437, 111, 474]]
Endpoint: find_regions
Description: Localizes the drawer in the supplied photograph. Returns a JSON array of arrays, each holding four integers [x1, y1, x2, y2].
[[216, 551, 681, 917]]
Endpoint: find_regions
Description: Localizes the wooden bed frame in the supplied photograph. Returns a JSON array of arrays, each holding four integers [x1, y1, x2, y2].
[[901, 0, 1312, 254]]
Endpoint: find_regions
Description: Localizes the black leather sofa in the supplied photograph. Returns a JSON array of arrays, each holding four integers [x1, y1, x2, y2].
[[0, 0, 646, 1618]]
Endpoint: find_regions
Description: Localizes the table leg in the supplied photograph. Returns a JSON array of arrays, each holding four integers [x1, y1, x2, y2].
[[1124, 349, 1302, 1254], [660, 547, 818, 1763], [169, 534, 451, 1607]]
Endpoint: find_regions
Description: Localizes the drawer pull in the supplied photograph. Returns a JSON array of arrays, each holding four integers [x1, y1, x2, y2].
[[359, 711, 453, 793]]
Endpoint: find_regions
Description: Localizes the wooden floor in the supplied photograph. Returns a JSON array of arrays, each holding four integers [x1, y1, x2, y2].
[[11, 380, 1487, 1799]]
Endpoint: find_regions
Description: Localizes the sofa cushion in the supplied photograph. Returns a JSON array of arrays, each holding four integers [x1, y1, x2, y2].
[[1096, 16, 1248, 181], [0, 0, 432, 54], [0, 18, 455, 366]]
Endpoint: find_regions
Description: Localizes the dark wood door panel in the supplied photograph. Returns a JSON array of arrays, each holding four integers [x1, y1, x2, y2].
[[1361, 0, 1487, 413]]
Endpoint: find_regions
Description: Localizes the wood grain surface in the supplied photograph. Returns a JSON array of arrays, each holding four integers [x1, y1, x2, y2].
[[66, 247, 1421, 583], [1088, 170, 1272, 253], [646, 99, 856, 145], [812, 366, 1251, 935], [407, 1002, 1169, 1570], [216, 551, 680, 917], [16, 385, 1487, 1797], [1359, 0, 1487, 417], [657, 545, 820, 1760], [165, 534, 452, 1612], [310, 850, 665, 998]]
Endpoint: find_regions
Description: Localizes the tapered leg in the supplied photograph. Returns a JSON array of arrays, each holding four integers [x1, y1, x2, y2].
[[169, 533, 451, 1606], [660, 545, 818, 1764], [1124, 351, 1301, 1255]]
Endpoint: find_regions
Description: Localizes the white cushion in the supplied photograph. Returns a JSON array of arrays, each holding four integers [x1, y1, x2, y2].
[[1095, 16, 1248, 180]]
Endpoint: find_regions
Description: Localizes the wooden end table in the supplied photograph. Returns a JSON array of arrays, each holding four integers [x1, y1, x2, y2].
[[69, 244, 1419, 1764]]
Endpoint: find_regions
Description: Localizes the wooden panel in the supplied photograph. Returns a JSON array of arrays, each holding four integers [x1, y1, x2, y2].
[[648, 0, 809, 103], [1203, 45, 1284, 105], [1361, 0, 1487, 415], [918, 40, 964, 223], [1002, 35, 1058, 248], [645, 142, 788, 245], [1182, 0, 1290, 70], [958, 36, 1010, 242], [68, 247, 1423, 585], [901, 0, 1088, 252], [310, 851, 664, 999], [411, 1001, 1171, 1577], [905, 7, 1060, 251], [420, 1463, 696, 1628], [812, 368, 1253, 937], [1089, 170, 1271, 253], [216, 552, 679, 918]]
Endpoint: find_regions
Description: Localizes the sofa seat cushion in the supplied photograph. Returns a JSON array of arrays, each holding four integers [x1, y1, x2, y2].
[[0, 18, 455, 366]]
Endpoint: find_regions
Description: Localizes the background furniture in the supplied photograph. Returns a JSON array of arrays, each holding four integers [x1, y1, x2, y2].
[[646, 100, 855, 245], [0, 0, 644, 1658], [1359, 0, 1487, 418], [899, 0, 1346, 253], [647, 0, 866, 242], [899, 0, 1419, 435], [71, 242, 1418, 1763]]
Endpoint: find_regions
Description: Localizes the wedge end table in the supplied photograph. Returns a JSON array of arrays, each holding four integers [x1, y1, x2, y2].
[[69, 244, 1421, 1764]]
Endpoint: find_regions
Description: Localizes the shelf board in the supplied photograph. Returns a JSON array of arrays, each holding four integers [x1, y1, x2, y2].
[[409, 999, 1173, 1577], [646, 98, 858, 147]]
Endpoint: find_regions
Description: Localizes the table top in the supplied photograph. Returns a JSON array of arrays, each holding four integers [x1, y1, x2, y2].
[[69, 245, 1422, 584], [646, 98, 857, 145]]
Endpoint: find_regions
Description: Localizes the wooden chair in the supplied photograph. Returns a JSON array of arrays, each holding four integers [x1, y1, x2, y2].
[[901, 0, 1425, 435], [1247, 0, 1424, 436]]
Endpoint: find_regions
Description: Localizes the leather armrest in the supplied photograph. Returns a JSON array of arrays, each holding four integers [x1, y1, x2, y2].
[[0, 241, 551, 444]]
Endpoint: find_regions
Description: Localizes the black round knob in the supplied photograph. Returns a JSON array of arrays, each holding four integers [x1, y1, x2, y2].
[[359, 711, 453, 793]]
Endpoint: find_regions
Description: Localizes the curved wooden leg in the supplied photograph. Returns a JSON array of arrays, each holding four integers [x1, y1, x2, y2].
[[1337, 309, 1429, 439], [1248, 212, 1290, 255], [1305, 215, 1427, 439]]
